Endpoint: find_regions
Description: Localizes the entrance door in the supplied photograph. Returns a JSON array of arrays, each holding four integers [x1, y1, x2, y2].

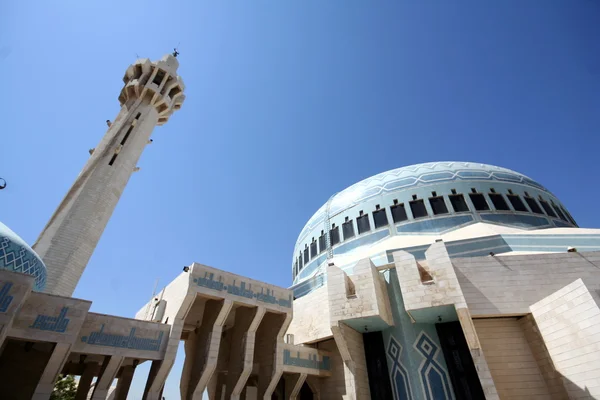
[[363, 331, 394, 400], [436, 322, 486, 400]]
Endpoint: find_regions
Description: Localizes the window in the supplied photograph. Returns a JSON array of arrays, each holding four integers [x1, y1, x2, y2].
[[469, 192, 490, 211], [391, 202, 408, 223], [410, 198, 428, 218], [310, 240, 317, 259], [318, 231, 326, 253], [449, 194, 469, 212], [120, 125, 135, 146], [293, 260, 298, 278], [507, 193, 528, 212], [299, 253, 303, 269], [562, 207, 577, 226], [168, 85, 182, 99], [538, 198, 557, 218], [153, 69, 166, 85], [342, 219, 355, 240], [429, 195, 448, 215], [373, 207, 389, 228], [488, 192, 510, 211], [303, 247, 309, 265], [135, 112, 141, 120], [524, 196, 544, 214], [357, 212, 371, 234], [551, 203, 568, 222], [330, 224, 340, 246]]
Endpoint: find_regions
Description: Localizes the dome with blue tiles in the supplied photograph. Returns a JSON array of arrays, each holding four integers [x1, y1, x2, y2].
[[292, 161, 577, 284], [0, 222, 46, 290]]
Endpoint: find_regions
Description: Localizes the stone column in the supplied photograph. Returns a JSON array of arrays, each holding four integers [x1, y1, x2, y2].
[[113, 364, 136, 400], [285, 373, 307, 400], [91, 356, 124, 400], [31, 343, 72, 400], [75, 362, 99, 400]]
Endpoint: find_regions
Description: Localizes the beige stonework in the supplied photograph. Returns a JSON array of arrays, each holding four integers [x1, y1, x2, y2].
[[34, 54, 185, 297]]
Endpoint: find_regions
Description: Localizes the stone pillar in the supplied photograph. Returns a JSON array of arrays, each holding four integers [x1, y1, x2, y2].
[[91, 356, 124, 400], [113, 364, 136, 400], [143, 359, 164, 400], [231, 307, 265, 400], [285, 373, 307, 400], [75, 362, 99, 400], [31, 343, 71, 400], [190, 299, 233, 399]]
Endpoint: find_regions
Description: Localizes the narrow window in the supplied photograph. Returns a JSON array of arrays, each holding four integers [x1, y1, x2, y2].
[[469, 192, 490, 211], [318, 231, 326, 253], [357, 212, 371, 234], [410, 198, 428, 218], [133, 65, 143, 80], [299, 253, 303, 269], [304, 246, 309, 265], [293, 260, 297, 278], [488, 192, 510, 211], [391, 201, 408, 223], [135, 112, 141, 119], [330, 224, 340, 246], [449, 194, 469, 212], [507, 193, 528, 212], [153, 69, 166, 85], [429, 195, 448, 215], [373, 207, 389, 228], [342, 219, 355, 240], [524, 196, 544, 214], [120, 125, 135, 145], [310, 239, 317, 259], [538, 198, 557, 218], [108, 154, 118, 166], [551, 202, 567, 222]]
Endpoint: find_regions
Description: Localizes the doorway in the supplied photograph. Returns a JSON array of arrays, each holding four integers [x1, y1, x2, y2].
[[436, 322, 486, 400]]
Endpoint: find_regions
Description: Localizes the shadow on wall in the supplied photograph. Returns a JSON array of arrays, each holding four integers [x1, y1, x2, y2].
[[452, 268, 501, 315]]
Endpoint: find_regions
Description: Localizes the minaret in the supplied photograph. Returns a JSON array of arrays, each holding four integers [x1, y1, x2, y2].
[[33, 53, 185, 297]]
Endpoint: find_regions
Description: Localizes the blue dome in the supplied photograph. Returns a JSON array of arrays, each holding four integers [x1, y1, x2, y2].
[[0, 222, 47, 290], [293, 162, 576, 283]]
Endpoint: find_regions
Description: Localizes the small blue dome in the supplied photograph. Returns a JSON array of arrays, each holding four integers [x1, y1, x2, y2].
[[0, 222, 46, 290]]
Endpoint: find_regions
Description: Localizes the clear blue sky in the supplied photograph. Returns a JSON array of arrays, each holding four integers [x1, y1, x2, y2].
[[2, 1, 599, 398]]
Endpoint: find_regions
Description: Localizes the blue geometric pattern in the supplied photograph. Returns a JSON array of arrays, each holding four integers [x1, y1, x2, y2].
[[387, 335, 412, 400], [0, 222, 46, 290], [414, 332, 454, 400]]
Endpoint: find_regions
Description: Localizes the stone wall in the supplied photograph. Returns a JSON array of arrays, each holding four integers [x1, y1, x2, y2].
[[530, 278, 600, 399]]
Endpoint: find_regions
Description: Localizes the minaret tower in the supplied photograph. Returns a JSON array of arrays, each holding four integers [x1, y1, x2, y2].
[[33, 53, 185, 297]]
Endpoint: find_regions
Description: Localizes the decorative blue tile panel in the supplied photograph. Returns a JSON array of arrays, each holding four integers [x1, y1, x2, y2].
[[387, 335, 413, 400], [81, 324, 164, 351], [0, 282, 14, 313], [0, 222, 47, 290], [193, 272, 292, 308], [396, 215, 473, 234], [480, 213, 550, 228], [30, 307, 70, 333], [414, 332, 454, 400], [283, 349, 331, 371]]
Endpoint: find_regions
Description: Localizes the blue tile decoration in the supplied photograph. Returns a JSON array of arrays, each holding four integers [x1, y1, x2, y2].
[[0, 282, 14, 313], [81, 324, 164, 351], [387, 335, 413, 400], [194, 272, 292, 308], [396, 215, 473, 234], [30, 307, 69, 333], [480, 213, 550, 229], [414, 332, 454, 400], [0, 222, 47, 291], [283, 349, 330, 371]]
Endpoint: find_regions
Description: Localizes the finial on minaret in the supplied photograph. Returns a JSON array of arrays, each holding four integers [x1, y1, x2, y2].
[[173, 47, 179, 58]]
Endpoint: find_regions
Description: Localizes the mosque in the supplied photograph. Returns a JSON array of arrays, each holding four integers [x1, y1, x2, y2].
[[1, 54, 600, 400]]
